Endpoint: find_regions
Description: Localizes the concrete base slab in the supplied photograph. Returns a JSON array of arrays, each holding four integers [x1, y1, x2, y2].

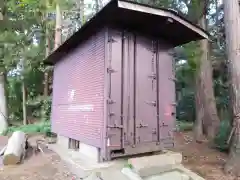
[[145, 171, 190, 180], [128, 151, 182, 177], [48, 144, 205, 180], [122, 166, 205, 180], [48, 143, 127, 179]]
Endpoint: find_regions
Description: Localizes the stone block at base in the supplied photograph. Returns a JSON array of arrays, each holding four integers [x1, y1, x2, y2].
[[128, 151, 182, 177]]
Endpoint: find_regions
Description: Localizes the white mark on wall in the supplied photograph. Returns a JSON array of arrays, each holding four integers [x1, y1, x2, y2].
[[68, 104, 94, 112], [107, 138, 110, 147], [68, 89, 75, 102]]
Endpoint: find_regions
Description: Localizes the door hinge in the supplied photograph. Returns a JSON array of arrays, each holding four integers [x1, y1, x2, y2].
[[171, 102, 177, 107], [108, 112, 115, 117], [107, 124, 124, 129], [107, 67, 117, 73], [145, 101, 157, 107], [148, 73, 156, 80], [168, 77, 177, 82], [108, 37, 117, 43], [161, 122, 168, 127], [136, 123, 148, 128]]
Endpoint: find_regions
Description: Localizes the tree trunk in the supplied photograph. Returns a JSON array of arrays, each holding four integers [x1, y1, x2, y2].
[[54, 3, 62, 49], [80, 0, 85, 26], [95, 0, 99, 13], [0, 72, 8, 134], [194, 75, 204, 141], [194, 3, 220, 141], [20, 58, 27, 125], [223, 0, 240, 175], [3, 131, 26, 165], [199, 16, 220, 140], [43, 30, 50, 97], [22, 81, 27, 125]]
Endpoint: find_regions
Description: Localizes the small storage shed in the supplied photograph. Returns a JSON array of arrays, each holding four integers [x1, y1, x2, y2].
[[45, 0, 209, 162]]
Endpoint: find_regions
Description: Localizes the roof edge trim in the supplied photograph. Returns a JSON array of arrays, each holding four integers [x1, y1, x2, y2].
[[117, 0, 209, 40]]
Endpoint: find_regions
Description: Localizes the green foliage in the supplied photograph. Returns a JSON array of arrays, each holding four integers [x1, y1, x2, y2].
[[176, 121, 194, 132], [124, 163, 133, 169], [27, 95, 52, 121], [176, 91, 195, 122], [214, 120, 231, 152], [2, 121, 51, 135]]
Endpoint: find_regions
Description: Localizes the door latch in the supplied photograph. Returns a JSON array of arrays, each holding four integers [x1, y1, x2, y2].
[[136, 123, 148, 128], [107, 99, 115, 104], [107, 124, 123, 129], [108, 112, 115, 117], [145, 101, 157, 107]]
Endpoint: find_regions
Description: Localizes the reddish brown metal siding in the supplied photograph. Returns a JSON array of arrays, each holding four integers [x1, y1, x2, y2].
[[104, 29, 175, 159], [51, 27, 175, 161], [51, 29, 106, 147]]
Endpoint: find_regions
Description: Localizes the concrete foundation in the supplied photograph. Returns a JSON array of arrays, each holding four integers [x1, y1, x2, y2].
[[57, 135, 100, 162], [49, 135, 126, 179], [50, 135, 205, 180]]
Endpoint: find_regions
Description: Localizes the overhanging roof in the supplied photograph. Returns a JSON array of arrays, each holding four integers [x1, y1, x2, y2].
[[45, 0, 209, 65]]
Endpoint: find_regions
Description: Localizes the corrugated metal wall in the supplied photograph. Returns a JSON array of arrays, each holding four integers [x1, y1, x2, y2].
[[51, 29, 106, 148]]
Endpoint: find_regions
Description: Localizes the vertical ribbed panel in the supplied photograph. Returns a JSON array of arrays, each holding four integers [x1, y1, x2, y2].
[[51, 29, 105, 148]]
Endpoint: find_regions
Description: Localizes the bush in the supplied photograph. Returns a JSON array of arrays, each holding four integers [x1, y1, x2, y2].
[[2, 121, 51, 136], [27, 95, 52, 121]]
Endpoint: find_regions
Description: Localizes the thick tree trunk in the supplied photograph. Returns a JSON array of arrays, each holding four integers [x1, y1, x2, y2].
[[194, 14, 220, 141], [0, 72, 8, 134], [223, 0, 240, 175], [199, 16, 220, 139], [194, 75, 204, 141], [3, 131, 26, 165]]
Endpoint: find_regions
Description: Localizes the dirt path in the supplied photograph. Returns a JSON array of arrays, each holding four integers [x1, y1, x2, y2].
[[0, 132, 239, 180], [0, 135, 77, 180], [173, 131, 238, 180]]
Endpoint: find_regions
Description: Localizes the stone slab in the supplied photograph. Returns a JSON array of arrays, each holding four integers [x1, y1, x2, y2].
[[144, 171, 190, 180], [48, 143, 126, 179], [128, 151, 182, 177], [175, 165, 205, 180]]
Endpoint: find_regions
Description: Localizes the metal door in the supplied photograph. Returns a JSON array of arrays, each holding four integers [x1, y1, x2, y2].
[[134, 36, 159, 144], [106, 30, 126, 150], [158, 46, 176, 147]]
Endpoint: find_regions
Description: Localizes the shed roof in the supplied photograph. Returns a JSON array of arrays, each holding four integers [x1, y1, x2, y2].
[[45, 0, 209, 65]]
